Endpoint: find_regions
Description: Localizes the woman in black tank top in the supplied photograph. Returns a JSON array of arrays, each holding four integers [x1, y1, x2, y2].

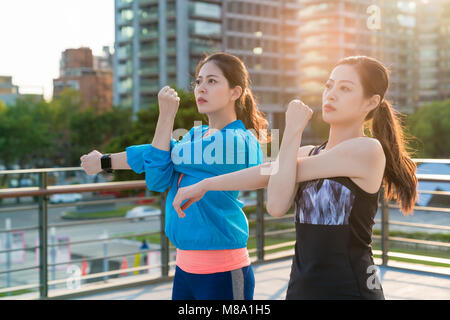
[[266, 56, 418, 300], [171, 56, 418, 300], [287, 142, 384, 299]]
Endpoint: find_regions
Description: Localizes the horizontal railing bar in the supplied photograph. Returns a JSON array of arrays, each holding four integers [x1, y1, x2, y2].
[[417, 190, 450, 196], [46, 214, 161, 229], [264, 214, 295, 223], [374, 219, 450, 231], [0, 283, 41, 294], [0, 167, 83, 175], [388, 204, 450, 213], [372, 250, 450, 265], [413, 159, 450, 164], [415, 173, 450, 182], [47, 248, 163, 268], [0, 245, 40, 255], [0, 181, 147, 198], [264, 228, 296, 237], [0, 214, 161, 233], [372, 234, 450, 248], [44, 231, 162, 248], [48, 264, 161, 286], [0, 225, 39, 234], [0, 196, 159, 214], [0, 265, 40, 275], [264, 241, 296, 251]]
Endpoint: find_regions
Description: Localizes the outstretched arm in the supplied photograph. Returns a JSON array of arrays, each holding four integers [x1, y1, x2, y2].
[[80, 150, 131, 175]]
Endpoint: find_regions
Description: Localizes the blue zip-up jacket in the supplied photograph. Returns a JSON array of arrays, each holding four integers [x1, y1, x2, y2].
[[126, 120, 263, 250]]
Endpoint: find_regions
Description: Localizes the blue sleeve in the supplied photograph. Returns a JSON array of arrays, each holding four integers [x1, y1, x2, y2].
[[126, 140, 178, 192]]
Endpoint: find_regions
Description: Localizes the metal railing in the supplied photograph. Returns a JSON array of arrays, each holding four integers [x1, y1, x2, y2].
[[0, 160, 449, 299]]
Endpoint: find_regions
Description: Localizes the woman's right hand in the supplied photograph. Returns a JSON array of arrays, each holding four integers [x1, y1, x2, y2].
[[80, 150, 103, 175], [158, 86, 180, 118]]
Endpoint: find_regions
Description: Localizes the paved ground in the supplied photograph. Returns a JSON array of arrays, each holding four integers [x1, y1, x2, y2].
[[74, 258, 450, 300]]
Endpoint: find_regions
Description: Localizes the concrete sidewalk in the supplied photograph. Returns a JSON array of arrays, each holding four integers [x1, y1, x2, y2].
[[74, 258, 450, 300]]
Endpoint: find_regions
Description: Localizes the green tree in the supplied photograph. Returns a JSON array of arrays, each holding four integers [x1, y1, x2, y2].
[[407, 99, 450, 158]]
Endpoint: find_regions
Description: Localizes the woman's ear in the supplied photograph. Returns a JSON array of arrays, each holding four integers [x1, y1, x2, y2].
[[365, 94, 381, 113], [231, 86, 243, 101]]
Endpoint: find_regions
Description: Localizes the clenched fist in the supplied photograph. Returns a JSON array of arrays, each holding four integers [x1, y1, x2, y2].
[[158, 86, 180, 118], [285, 99, 313, 132], [80, 150, 103, 175]]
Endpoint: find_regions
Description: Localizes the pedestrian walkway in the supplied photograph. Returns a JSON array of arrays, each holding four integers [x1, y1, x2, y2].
[[75, 258, 450, 300]]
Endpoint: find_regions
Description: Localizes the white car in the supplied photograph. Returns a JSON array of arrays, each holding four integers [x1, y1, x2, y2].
[[126, 206, 161, 222], [50, 193, 82, 204]]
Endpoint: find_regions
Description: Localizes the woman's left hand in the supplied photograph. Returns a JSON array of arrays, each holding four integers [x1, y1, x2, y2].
[[172, 180, 208, 218], [285, 99, 313, 133]]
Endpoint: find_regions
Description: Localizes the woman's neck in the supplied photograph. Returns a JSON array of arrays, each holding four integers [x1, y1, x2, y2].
[[325, 123, 366, 151], [206, 106, 237, 131]]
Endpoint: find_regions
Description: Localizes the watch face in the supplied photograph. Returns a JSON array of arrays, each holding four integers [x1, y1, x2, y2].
[[101, 154, 112, 170]]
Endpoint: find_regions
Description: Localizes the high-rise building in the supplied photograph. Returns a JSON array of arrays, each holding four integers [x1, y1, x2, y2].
[[415, 0, 450, 108], [114, 0, 302, 130], [298, 0, 417, 114], [222, 0, 303, 130], [53, 47, 114, 112]]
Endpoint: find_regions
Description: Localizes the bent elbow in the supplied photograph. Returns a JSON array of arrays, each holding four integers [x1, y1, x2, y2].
[[266, 201, 287, 218]]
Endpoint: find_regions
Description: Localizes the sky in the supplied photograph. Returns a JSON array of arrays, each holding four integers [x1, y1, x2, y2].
[[0, 0, 115, 101]]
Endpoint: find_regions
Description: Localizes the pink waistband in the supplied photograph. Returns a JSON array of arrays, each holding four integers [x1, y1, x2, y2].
[[176, 248, 250, 274]]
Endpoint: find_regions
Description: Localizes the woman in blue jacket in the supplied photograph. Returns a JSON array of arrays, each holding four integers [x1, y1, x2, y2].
[[80, 53, 268, 300]]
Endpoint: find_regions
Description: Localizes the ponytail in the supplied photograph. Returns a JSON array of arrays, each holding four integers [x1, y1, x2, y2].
[[371, 99, 418, 215], [236, 88, 270, 143]]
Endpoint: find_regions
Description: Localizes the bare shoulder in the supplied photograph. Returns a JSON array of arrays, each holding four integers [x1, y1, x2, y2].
[[297, 145, 315, 158], [337, 137, 384, 159]]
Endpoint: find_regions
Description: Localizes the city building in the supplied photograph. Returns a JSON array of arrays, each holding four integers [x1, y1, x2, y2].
[[415, 0, 450, 109], [53, 47, 113, 112], [114, 0, 302, 130], [297, 0, 417, 115], [0, 76, 19, 106]]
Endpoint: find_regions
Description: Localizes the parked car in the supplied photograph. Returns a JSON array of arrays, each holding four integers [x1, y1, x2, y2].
[[125, 206, 161, 222], [8, 178, 36, 188], [50, 193, 82, 204]]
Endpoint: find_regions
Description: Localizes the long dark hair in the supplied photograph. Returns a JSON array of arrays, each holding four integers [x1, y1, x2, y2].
[[336, 56, 418, 215], [195, 52, 269, 143]]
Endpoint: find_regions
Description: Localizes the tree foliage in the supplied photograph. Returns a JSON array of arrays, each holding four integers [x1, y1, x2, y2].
[[407, 99, 450, 158]]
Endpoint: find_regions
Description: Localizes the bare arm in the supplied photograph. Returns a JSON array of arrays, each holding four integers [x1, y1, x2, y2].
[[295, 137, 385, 186], [80, 150, 131, 174], [266, 127, 303, 217], [266, 100, 313, 217]]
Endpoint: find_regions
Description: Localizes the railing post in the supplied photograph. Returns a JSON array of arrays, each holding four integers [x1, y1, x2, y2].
[[160, 191, 169, 277], [256, 189, 265, 262], [380, 186, 389, 266], [38, 172, 48, 299]]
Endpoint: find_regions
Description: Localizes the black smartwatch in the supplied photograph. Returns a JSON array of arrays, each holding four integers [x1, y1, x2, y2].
[[101, 154, 113, 173]]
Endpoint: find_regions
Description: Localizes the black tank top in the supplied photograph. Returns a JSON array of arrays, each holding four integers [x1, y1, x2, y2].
[[286, 141, 385, 300]]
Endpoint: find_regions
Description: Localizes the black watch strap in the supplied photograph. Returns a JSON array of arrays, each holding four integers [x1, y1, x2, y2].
[[101, 154, 113, 173]]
